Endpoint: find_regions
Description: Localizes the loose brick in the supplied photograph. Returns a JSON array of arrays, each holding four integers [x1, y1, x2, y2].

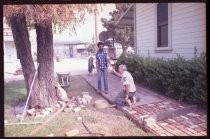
[[185, 127, 197, 134], [198, 123, 207, 129], [176, 124, 186, 129], [65, 129, 79, 136], [73, 107, 81, 113], [187, 113, 200, 117], [159, 122, 168, 127], [160, 133, 167, 136], [189, 125, 199, 129], [177, 132, 189, 136], [181, 128, 194, 135], [174, 117, 185, 122], [195, 117, 206, 122], [194, 127, 206, 132], [155, 129, 167, 134], [47, 134, 54, 137], [173, 130, 186, 135], [180, 115, 189, 120], [164, 132, 174, 136], [168, 118, 176, 123], [199, 131, 207, 135], [189, 118, 203, 125]]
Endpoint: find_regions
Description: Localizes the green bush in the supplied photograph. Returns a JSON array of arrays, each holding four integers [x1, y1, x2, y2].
[[115, 53, 207, 107]]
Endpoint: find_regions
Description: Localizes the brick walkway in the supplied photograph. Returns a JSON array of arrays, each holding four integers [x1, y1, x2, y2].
[[82, 73, 207, 136]]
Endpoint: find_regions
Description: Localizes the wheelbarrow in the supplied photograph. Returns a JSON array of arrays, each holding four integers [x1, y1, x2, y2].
[[56, 72, 71, 91]]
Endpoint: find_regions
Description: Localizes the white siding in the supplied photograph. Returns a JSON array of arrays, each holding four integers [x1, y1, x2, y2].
[[135, 3, 206, 59], [136, 3, 157, 57], [172, 3, 206, 59]]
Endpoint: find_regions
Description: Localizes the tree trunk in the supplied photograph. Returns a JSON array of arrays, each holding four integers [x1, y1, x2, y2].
[[35, 23, 57, 108], [9, 14, 40, 108]]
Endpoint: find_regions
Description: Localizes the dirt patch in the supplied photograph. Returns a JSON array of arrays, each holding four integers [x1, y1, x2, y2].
[[5, 75, 151, 137], [62, 75, 149, 136]]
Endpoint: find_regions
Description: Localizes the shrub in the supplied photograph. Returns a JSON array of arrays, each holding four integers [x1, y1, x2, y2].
[[115, 53, 207, 107]]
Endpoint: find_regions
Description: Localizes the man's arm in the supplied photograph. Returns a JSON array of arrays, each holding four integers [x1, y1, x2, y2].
[[112, 69, 121, 77]]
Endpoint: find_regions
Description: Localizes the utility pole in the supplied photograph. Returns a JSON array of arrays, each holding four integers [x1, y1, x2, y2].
[[94, 5, 99, 50]]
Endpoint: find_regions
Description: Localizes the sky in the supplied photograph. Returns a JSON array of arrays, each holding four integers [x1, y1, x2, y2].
[[54, 4, 116, 43]]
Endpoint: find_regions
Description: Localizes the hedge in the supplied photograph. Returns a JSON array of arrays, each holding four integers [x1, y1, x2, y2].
[[115, 53, 207, 107]]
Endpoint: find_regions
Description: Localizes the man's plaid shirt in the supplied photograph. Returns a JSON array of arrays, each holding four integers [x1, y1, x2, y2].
[[96, 50, 108, 69]]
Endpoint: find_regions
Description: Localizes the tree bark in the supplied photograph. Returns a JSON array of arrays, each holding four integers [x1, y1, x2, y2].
[[35, 22, 57, 108], [9, 14, 40, 108]]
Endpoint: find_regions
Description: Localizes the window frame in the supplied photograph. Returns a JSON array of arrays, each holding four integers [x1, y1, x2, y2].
[[155, 3, 172, 51]]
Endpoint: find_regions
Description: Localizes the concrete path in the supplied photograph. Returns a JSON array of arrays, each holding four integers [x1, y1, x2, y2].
[[4, 58, 89, 82], [82, 73, 207, 136]]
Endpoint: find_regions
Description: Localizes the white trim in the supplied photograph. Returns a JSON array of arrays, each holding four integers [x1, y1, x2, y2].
[[155, 3, 172, 51]]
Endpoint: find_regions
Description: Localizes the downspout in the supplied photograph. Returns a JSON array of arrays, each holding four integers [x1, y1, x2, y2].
[[134, 4, 138, 55]]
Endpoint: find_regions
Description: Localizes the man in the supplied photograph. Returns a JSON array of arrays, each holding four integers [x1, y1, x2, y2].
[[96, 42, 110, 94], [112, 64, 137, 106]]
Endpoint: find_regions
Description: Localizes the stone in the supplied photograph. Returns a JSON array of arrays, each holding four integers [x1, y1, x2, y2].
[[41, 109, 50, 116], [82, 98, 88, 105], [27, 108, 36, 116], [83, 94, 92, 99], [187, 113, 200, 117], [47, 134, 54, 137], [65, 129, 79, 136], [63, 108, 73, 112], [77, 117, 82, 121], [58, 101, 66, 107], [67, 103, 76, 109], [56, 103, 60, 108], [73, 107, 81, 113], [86, 98, 92, 104], [35, 112, 46, 118], [4, 120, 8, 124], [82, 92, 89, 96], [139, 115, 149, 120], [35, 114, 46, 118], [45, 107, 53, 113], [180, 115, 189, 120], [80, 105, 86, 108], [168, 118, 176, 123], [15, 114, 21, 119], [144, 117, 156, 126]]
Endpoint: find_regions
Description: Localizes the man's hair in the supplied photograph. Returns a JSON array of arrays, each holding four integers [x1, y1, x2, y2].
[[119, 64, 127, 71], [97, 42, 104, 47]]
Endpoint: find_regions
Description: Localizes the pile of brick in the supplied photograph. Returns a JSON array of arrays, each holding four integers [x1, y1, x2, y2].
[[63, 92, 93, 113]]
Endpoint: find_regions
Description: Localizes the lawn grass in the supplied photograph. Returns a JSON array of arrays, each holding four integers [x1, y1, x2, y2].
[[4, 80, 27, 106], [4, 76, 153, 137]]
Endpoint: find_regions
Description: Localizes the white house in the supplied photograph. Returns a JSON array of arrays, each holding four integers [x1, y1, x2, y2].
[[53, 40, 89, 58], [3, 17, 89, 63], [116, 3, 206, 59], [3, 17, 37, 63]]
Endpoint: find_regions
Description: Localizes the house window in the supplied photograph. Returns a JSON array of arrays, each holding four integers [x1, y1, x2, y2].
[[156, 3, 171, 50], [157, 3, 168, 48]]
